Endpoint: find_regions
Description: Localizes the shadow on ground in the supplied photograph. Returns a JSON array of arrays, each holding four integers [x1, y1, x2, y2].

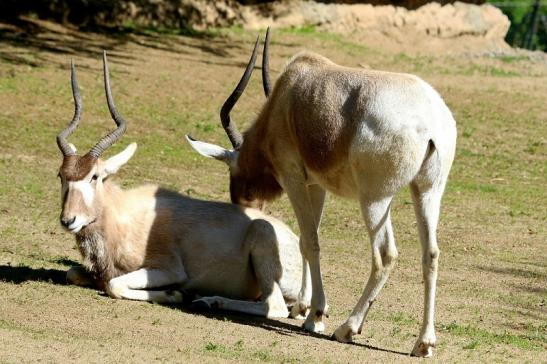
[[0, 16, 252, 68], [165, 304, 411, 357], [0, 264, 68, 284], [0, 262, 410, 357]]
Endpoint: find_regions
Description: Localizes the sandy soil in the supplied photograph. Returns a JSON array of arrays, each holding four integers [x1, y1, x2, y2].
[[0, 19, 545, 363]]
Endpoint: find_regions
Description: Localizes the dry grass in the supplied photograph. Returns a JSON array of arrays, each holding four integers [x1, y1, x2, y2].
[[0, 20, 545, 363]]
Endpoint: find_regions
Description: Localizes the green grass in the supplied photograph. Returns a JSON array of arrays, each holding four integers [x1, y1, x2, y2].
[[440, 322, 546, 350], [0, 23, 545, 363], [460, 64, 522, 77], [253, 349, 273, 361], [201, 341, 282, 361], [389, 312, 417, 326], [278, 25, 370, 55], [463, 340, 479, 350], [498, 55, 529, 63]]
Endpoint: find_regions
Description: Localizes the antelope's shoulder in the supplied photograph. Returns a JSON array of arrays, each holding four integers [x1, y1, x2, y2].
[[284, 51, 335, 72], [124, 184, 162, 201]]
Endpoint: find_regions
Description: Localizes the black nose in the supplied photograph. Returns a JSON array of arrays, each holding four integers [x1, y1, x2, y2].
[[61, 216, 76, 228]]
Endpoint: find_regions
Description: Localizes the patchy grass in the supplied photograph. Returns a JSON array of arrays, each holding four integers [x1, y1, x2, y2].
[[440, 322, 546, 350], [279, 25, 370, 56], [497, 55, 529, 63], [0, 20, 545, 363]]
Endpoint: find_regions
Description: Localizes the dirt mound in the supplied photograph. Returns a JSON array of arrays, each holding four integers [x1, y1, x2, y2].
[[241, 1, 511, 53], [2, 0, 511, 53]]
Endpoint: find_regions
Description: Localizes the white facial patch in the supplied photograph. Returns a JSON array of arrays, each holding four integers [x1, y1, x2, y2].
[[70, 180, 95, 207], [68, 215, 88, 234]]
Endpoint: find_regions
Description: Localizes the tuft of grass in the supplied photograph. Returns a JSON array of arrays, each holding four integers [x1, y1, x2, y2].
[[204, 342, 227, 353], [497, 55, 528, 63], [525, 140, 544, 155], [194, 121, 216, 133], [449, 181, 498, 194], [234, 339, 244, 351], [202, 342, 244, 360], [390, 312, 417, 325], [459, 63, 521, 77], [463, 341, 479, 350], [391, 52, 435, 73], [278, 25, 318, 35], [253, 349, 273, 361]]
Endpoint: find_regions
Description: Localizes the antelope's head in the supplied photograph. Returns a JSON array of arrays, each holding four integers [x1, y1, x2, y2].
[[187, 29, 281, 210], [57, 52, 136, 234]]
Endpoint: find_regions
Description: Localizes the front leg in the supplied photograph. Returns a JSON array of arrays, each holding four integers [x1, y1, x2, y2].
[[281, 177, 328, 333], [290, 257, 312, 319], [106, 268, 187, 303], [66, 266, 95, 287]]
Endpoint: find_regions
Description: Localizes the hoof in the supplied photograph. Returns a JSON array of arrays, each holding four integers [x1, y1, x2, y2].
[[303, 318, 325, 333], [411, 340, 436, 358], [289, 303, 309, 320], [266, 307, 290, 319], [191, 297, 219, 311], [332, 325, 354, 343]]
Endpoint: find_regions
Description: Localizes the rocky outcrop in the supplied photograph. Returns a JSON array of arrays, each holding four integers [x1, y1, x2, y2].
[[241, 1, 509, 41], [2, 0, 511, 51], [239, 1, 510, 53]]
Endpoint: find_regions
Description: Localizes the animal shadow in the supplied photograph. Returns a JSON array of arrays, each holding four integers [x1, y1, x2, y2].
[[166, 303, 410, 357], [0, 264, 69, 285]]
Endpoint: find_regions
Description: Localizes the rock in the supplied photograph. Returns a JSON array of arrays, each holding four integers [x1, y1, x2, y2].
[[240, 0, 511, 53]]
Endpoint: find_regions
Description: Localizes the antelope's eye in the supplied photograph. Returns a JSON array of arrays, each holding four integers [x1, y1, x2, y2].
[[91, 174, 99, 181]]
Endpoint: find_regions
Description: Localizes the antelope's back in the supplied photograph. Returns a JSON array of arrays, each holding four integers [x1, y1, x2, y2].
[[269, 52, 456, 177]]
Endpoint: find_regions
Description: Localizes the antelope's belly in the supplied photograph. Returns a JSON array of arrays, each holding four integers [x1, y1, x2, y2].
[[307, 164, 359, 199]]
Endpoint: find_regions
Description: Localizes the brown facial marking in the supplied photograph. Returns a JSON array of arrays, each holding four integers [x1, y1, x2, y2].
[[60, 153, 97, 181], [230, 140, 283, 209]]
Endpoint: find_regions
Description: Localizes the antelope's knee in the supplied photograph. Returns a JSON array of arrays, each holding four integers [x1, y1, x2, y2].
[[106, 279, 125, 299], [66, 266, 93, 287], [422, 248, 440, 265], [381, 247, 398, 268], [248, 219, 276, 236]]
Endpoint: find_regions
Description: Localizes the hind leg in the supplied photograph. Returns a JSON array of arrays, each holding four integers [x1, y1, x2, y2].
[[333, 196, 398, 342], [248, 219, 289, 317], [193, 219, 288, 318], [409, 180, 445, 357], [290, 257, 311, 319], [193, 283, 287, 318]]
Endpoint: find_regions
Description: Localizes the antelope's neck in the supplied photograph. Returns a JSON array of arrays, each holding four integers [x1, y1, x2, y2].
[[75, 230, 116, 282], [75, 182, 126, 282]]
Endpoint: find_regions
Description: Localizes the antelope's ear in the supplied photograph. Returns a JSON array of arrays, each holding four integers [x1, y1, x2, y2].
[[102, 142, 137, 176], [185, 135, 237, 166], [68, 143, 77, 154]]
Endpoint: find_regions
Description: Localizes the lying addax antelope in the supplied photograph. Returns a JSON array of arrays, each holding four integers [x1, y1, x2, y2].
[[56, 52, 311, 318], [187, 30, 457, 357]]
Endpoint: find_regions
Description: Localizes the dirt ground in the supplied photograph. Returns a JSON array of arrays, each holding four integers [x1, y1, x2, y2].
[[0, 19, 545, 363]]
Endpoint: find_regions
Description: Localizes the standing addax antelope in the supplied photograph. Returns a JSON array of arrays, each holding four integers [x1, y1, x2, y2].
[[187, 30, 457, 357], [56, 52, 311, 318]]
